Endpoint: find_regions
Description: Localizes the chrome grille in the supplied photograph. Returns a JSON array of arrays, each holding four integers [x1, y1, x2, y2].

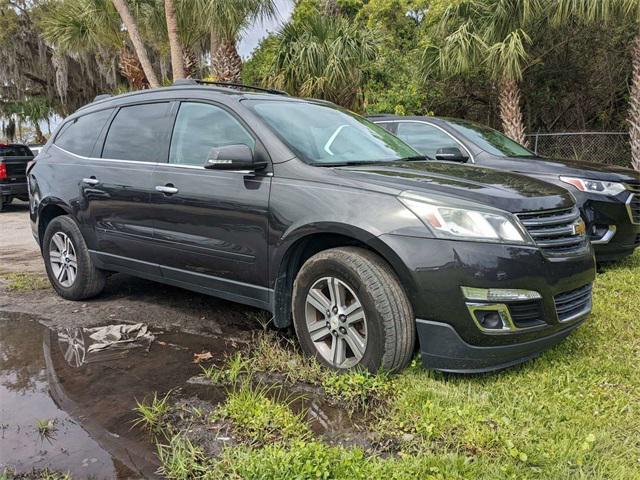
[[626, 182, 640, 224], [554, 283, 592, 322], [517, 207, 587, 255]]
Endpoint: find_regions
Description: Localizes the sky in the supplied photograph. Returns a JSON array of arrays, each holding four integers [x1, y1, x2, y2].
[[237, 0, 294, 58]]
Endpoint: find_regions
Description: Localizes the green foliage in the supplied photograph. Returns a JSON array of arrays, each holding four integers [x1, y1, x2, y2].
[[322, 370, 393, 412], [133, 390, 172, 435], [267, 13, 379, 110], [157, 434, 211, 479], [1, 273, 51, 292], [218, 383, 309, 444], [200, 352, 249, 384]]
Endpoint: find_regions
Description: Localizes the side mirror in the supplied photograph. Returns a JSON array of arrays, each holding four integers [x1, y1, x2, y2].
[[435, 147, 469, 162], [205, 144, 262, 170]]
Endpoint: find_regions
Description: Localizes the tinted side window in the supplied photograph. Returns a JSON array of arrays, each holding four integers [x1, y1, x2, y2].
[[396, 122, 460, 158], [102, 103, 170, 162], [54, 109, 113, 157], [376, 122, 396, 134], [169, 102, 255, 166], [0, 145, 32, 157]]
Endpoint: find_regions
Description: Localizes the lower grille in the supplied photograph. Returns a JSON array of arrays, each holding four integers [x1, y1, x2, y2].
[[554, 284, 592, 321], [508, 300, 545, 329], [517, 207, 588, 255]]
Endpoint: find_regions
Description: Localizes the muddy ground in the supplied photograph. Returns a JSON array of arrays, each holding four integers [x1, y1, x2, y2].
[[0, 203, 274, 478]]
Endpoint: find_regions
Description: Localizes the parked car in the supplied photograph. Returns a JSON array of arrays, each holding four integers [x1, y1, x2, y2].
[[28, 81, 596, 373], [0, 143, 33, 211], [370, 115, 640, 262]]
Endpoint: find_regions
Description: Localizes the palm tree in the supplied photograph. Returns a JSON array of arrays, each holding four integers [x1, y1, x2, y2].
[[111, 0, 160, 87], [552, 0, 640, 170], [195, 0, 278, 82], [427, 0, 541, 145], [164, 0, 185, 80], [268, 14, 378, 110]]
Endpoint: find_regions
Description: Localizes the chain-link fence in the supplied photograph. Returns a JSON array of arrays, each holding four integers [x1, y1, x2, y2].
[[526, 132, 631, 168]]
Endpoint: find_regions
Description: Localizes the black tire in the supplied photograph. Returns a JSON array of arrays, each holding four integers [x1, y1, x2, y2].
[[292, 247, 415, 373], [43, 216, 106, 300]]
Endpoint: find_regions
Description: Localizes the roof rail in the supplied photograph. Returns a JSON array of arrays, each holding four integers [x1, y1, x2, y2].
[[172, 78, 288, 96], [93, 94, 112, 102]]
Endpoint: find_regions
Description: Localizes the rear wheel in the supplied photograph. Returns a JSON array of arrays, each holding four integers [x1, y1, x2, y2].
[[292, 247, 415, 373], [43, 216, 106, 300]]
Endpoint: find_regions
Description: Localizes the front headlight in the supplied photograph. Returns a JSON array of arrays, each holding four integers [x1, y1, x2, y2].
[[398, 191, 532, 244], [559, 176, 626, 196]]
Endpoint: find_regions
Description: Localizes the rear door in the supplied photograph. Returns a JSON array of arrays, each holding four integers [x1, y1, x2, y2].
[[86, 102, 173, 274], [149, 101, 272, 308]]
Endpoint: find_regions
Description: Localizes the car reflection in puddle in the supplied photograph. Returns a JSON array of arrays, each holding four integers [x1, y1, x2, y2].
[[0, 313, 239, 479]]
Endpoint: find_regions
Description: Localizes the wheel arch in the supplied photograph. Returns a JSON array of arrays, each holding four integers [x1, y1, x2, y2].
[[37, 199, 73, 249], [271, 223, 417, 329]]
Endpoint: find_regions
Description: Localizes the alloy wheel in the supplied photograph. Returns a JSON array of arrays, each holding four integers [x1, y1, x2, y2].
[[49, 232, 77, 288], [304, 276, 367, 369]]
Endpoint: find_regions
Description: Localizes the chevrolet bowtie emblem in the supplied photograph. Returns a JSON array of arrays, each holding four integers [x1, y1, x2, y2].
[[573, 220, 586, 236]]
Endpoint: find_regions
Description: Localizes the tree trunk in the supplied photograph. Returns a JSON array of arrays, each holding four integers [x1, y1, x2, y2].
[[34, 122, 47, 145], [628, 33, 640, 171], [498, 77, 529, 147], [164, 0, 185, 81], [211, 38, 242, 82], [119, 47, 148, 90], [111, 0, 160, 88]]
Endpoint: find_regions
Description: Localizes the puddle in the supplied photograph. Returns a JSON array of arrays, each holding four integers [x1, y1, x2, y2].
[[0, 313, 240, 479]]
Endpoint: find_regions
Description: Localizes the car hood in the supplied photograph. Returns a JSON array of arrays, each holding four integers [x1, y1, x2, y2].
[[334, 161, 575, 213], [482, 154, 640, 183]]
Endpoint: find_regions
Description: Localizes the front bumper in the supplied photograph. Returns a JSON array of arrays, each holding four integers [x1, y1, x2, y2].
[[378, 234, 596, 371], [582, 193, 640, 262], [416, 316, 586, 373], [0, 181, 27, 197]]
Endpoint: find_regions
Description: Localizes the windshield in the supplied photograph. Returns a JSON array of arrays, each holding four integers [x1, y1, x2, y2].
[[244, 100, 419, 165], [446, 120, 534, 157]]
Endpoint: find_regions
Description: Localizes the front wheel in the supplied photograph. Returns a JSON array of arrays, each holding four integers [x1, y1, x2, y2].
[[292, 247, 415, 373]]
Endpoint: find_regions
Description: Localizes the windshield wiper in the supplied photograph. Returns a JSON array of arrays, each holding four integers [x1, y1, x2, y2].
[[393, 155, 431, 162]]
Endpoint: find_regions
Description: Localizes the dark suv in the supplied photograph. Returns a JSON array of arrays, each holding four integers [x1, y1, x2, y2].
[[28, 82, 596, 373], [370, 115, 640, 262]]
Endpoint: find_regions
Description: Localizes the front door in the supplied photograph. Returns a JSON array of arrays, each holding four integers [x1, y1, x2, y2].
[[150, 101, 271, 309]]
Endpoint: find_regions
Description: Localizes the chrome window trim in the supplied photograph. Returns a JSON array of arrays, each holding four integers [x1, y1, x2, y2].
[[372, 119, 475, 163], [51, 144, 269, 175]]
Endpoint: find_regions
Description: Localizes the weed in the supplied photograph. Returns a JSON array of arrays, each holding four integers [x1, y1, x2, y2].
[[36, 418, 57, 439], [157, 435, 211, 479], [132, 391, 172, 435], [219, 383, 309, 445], [321, 369, 393, 413], [201, 352, 249, 384], [2, 273, 50, 291]]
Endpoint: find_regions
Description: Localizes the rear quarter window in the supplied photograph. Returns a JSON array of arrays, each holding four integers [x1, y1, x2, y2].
[[54, 108, 113, 157], [101, 103, 171, 162]]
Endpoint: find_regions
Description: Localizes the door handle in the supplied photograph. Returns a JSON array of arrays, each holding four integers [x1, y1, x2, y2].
[[82, 177, 99, 186], [155, 185, 179, 195]]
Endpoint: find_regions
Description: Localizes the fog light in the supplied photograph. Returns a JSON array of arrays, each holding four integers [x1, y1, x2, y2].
[[475, 310, 503, 330], [466, 303, 515, 333], [461, 287, 541, 302]]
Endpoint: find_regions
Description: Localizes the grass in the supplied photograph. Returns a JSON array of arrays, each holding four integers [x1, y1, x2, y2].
[[35, 418, 56, 440], [132, 391, 172, 436], [150, 251, 640, 479], [1, 272, 50, 291]]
